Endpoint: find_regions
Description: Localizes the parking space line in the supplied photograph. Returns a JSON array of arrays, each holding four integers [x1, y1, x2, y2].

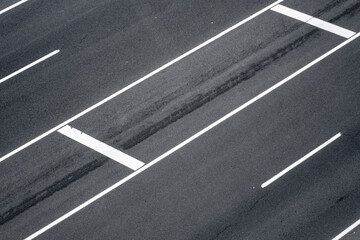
[[24, 32, 360, 240], [0, 50, 60, 84], [0, 0, 284, 164], [0, 0, 29, 15], [261, 133, 342, 188], [333, 219, 360, 240], [58, 125, 144, 171], [271, 4, 356, 38]]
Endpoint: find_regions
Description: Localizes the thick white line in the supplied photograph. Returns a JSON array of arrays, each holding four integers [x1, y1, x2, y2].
[[0, 0, 28, 15], [0, 0, 284, 163], [25, 33, 360, 240], [0, 50, 60, 84], [58, 125, 144, 171], [261, 133, 342, 188], [271, 4, 356, 38], [333, 219, 360, 240]]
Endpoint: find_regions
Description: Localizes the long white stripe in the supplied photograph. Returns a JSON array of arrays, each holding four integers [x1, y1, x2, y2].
[[0, 0, 28, 15], [261, 133, 342, 188], [0, 50, 60, 84], [271, 4, 356, 38], [58, 125, 144, 170], [333, 219, 360, 240], [25, 32, 360, 240], [0, 0, 284, 163]]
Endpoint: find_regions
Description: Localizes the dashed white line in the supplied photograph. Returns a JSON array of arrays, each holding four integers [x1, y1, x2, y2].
[[0, 50, 60, 84], [271, 4, 356, 38], [261, 133, 342, 188], [333, 219, 360, 240], [58, 125, 144, 171], [0, 0, 284, 163], [24, 32, 360, 240], [0, 0, 29, 15]]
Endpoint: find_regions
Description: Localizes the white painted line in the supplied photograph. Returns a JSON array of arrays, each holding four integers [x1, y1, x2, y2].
[[333, 219, 360, 240], [25, 33, 360, 240], [0, 0, 28, 15], [271, 4, 356, 38], [308, 18, 356, 39], [58, 125, 144, 170], [0, 0, 284, 163], [0, 50, 60, 84], [271, 4, 312, 22], [261, 133, 341, 188]]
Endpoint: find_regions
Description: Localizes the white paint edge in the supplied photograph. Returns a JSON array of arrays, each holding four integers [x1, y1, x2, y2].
[[0, 50, 60, 84], [24, 32, 360, 240], [58, 125, 144, 170], [0, 0, 28, 15], [0, 0, 284, 163], [261, 133, 342, 188], [271, 4, 356, 39], [333, 219, 360, 240]]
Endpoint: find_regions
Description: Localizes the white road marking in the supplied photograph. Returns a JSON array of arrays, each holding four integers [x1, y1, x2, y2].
[[0, 50, 60, 84], [333, 219, 360, 240], [261, 133, 341, 188], [271, 4, 356, 38], [0, 0, 284, 163], [0, 0, 28, 15], [58, 125, 144, 171], [24, 32, 360, 240]]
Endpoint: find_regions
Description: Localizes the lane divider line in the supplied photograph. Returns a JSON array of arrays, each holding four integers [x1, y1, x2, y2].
[[271, 4, 356, 39], [24, 32, 360, 240], [332, 219, 360, 240], [58, 125, 144, 171], [0, 0, 29, 15], [261, 133, 342, 188], [0, 0, 284, 163], [0, 50, 60, 84]]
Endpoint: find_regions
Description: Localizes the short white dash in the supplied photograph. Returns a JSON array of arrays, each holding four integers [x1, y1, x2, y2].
[[58, 125, 144, 171], [332, 219, 360, 240], [271, 4, 356, 38], [0, 0, 29, 15], [0, 50, 60, 84], [261, 133, 342, 188]]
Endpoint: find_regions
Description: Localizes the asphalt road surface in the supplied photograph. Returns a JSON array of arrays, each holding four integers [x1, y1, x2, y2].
[[1, 0, 360, 239]]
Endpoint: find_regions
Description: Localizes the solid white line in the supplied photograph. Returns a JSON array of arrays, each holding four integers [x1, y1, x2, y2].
[[0, 0, 284, 163], [261, 133, 341, 188], [0, 50, 60, 84], [25, 33, 360, 240], [333, 219, 360, 240], [0, 0, 28, 15], [58, 125, 144, 170], [271, 4, 356, 38]]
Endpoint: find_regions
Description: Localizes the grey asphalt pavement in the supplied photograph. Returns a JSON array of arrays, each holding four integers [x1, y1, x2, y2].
[[1, 0, 360, 239]]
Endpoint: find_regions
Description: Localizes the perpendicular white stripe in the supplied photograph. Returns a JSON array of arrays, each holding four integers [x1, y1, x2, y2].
[[261, 133, 341, 188], [0, 50, 60, 84], [271, 4, 312, 22], [0, 0, 284, 163], [0, 0, 28, 15], [307, 18, 356, 39], [332, 219, 360, 240], [58, 125, 144, 170], [271, 4, 356, 38], [25, 32, 360, 240]]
